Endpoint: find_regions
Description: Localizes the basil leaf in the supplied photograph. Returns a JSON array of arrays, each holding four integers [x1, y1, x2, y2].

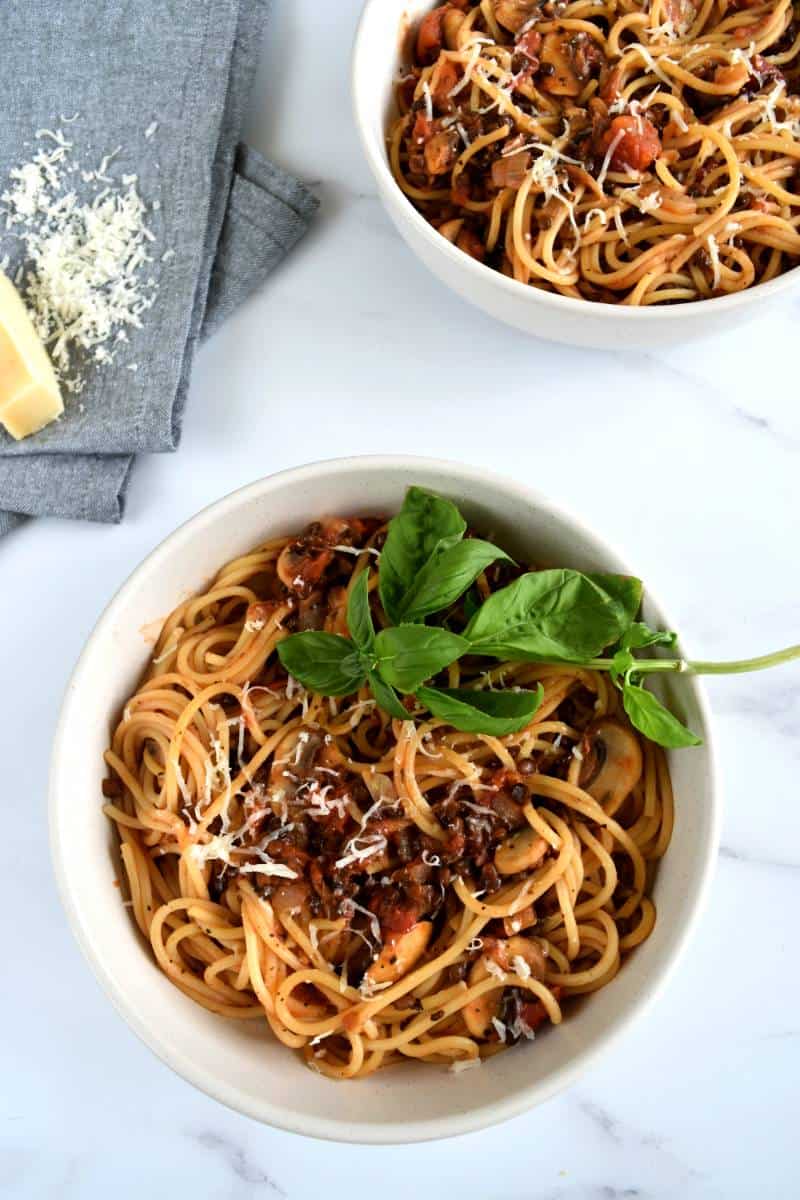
[[622, 682, 702, 748], [368, 670, 409, 720], [464, 569, 636, 662], [417, 684, 543, 735], [621, 621, 677, 652], [398, 538, 512, 623], [462, 586, 483, 622], [374, 625, 468, 693], [277, 632, 367, 697], [346, 569, 374, 653], [587, 574, 643, 629], [379, 487, 466, 623]]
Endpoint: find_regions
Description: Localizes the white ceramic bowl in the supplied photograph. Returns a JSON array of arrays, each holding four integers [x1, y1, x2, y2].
[[352, 0, 800, 348], [50, 455, 720, 1143]]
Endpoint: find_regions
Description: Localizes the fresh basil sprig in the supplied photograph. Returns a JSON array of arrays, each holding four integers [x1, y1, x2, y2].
[[274, 486, 800, 748]]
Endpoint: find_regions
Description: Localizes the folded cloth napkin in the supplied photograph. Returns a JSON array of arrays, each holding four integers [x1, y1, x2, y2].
[[0, 0, 317, 537]]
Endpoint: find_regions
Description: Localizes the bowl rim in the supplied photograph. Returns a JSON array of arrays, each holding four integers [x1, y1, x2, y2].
[[49, 454, 722, 1144], [350, 0, 800, 323]]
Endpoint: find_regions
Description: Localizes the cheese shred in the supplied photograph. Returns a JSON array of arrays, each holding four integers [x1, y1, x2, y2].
[[0, 123, 160, 394]]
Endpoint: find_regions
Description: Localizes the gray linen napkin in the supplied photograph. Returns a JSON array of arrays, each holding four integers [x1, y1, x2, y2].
[[0, 0, 317, 535]]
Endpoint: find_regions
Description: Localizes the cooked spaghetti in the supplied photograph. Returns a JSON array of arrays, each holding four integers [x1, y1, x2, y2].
[[389, 0, 800, 303], [104, 516, 673, 1079]]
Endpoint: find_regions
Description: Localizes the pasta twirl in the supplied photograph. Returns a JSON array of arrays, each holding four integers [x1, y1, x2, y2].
[[104, 516, 673, 1079]]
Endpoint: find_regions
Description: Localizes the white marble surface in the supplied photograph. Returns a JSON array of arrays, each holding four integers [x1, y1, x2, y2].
[[3, 2, 800, 1195]]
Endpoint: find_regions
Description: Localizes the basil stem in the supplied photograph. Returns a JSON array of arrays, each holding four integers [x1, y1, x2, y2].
[[580, 644, 800, 676]]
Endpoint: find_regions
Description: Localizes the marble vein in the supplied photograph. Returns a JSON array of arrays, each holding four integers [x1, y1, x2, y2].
[[719, 844, 800, 872], [189, 1130, 286, 1195], [627, 354, 798, 450], [575, 1095, 704, 1189]]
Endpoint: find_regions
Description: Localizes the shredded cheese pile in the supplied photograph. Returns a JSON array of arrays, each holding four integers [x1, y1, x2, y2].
[[0, 125, 159, 394]]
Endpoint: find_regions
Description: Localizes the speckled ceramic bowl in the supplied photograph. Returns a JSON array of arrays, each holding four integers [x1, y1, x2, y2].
[[352, 0, 800, 348], [50, 455, 720, 1142]]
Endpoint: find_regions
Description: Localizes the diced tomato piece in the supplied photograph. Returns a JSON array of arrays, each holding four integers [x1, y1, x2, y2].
[[416, 6, 449, 65], [600, 114, 661, 172]]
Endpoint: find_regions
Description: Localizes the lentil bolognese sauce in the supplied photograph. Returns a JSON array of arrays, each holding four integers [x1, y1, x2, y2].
[[389, 0, 800, 304], [104, 492, 674, 1079]]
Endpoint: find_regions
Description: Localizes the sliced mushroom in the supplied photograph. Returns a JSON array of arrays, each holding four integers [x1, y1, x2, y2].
[[365, 920, 432, 985], [539, 32, 581, 96], [578, 717, 643, 811], [277, 539, 333, 594], [463, 956, 504, 1037], [494, 0, 540, 33], [494, 826, 549, 875], [464, 935, 546, 1038], [504, 935, 546, 980]]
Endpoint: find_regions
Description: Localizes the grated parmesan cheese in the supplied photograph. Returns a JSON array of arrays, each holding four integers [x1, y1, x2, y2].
[[335, 832, 387, 870], [625, 43, 676, 88], [596, 129, 626, 193], [449, 40, 485, 98], [331, 543, 381, 558], [422, 80, 434, 122], [706, 233, 721, 289], [512, 954, 531, 980], [340, 897, 381, 942], [583, 207, 609, 231], [0, 123, 160, 394]]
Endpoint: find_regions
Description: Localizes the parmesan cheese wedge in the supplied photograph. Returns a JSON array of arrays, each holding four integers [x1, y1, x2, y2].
[[0, 271, 63, 440]]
